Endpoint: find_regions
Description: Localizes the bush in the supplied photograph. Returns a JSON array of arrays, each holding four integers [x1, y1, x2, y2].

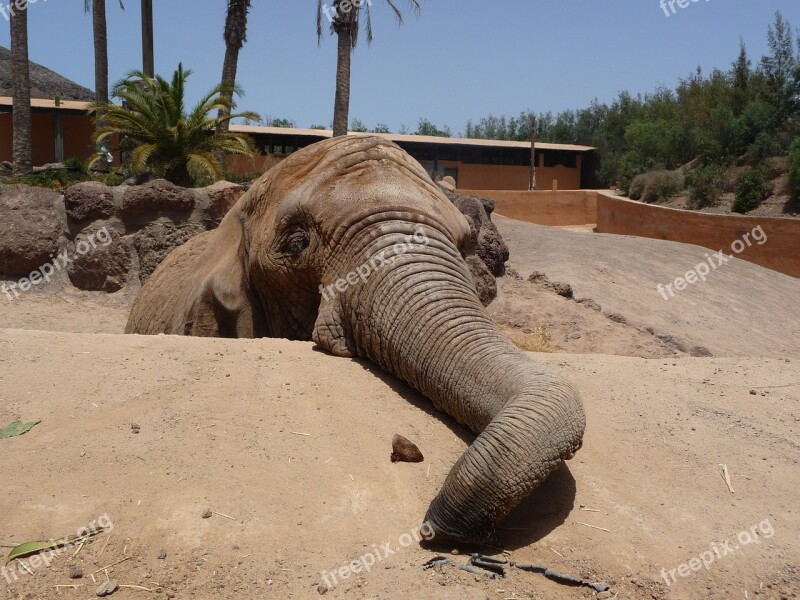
[[642, 171, 684, 203], [789, 137, 800, 203], [747, 131, 784, 165], [732, 164, 773, 213], [628, 174, 647, 200], [64, 157, 86, 173], [687, 165, 725, 209]]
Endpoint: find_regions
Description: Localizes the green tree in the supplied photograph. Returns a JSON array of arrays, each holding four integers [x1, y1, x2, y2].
[[733, 38, 751, 93], [371, 122, 391, 134], [732, 163, 773, 213], [90, 64, 259, 186], [415, 118, 451, 137], [317, 0, 421, 137], [789, 137, 800, 202], [350, 117, 368, 132], [760, 11, 795, 118], [266, 117, 296, 128]]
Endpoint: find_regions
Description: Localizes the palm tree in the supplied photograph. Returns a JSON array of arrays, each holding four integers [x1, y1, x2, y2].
[[84, 0, 125, 131], [217, 0, 251, 137], [316, 0, 421, 137], [90, 64, 259, 186], [215, 0, 251, 166], [10, 4, 32, 175], [141, 0, 154, 76]]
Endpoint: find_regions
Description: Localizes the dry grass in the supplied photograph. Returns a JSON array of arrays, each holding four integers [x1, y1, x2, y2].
[[500, 325, 559, 353]]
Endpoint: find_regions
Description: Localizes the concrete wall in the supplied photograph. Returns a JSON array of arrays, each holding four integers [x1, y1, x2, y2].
[[457, 189, 598, 226], [225, 153, 286, 177], [457, 163, 581, 191], [596, 192, 800, 278], [226, 156, 584, 190]]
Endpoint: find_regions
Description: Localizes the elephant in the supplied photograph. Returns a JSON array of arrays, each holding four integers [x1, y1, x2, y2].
[[125, 135, 586, 544]]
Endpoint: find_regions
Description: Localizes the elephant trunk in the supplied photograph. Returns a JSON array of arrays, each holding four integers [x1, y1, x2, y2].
[[342, 220, 586, 543]]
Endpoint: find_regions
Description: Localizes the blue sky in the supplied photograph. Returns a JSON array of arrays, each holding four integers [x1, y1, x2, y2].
[[2, 0, 799, 135]]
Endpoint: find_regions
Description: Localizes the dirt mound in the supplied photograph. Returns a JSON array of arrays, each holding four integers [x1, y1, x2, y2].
[[494, 215, 800, 358], [0, 329, 797, 600], [1, 213, 799, 599]]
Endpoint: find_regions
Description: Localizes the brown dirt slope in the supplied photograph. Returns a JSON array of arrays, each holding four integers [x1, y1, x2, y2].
[[493, 214, 800, 359], [1, 217, 799, 600], [0, 330, 797, 600]]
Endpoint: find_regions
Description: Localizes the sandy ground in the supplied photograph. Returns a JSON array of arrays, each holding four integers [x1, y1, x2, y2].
[[1, 217, 798, 600]]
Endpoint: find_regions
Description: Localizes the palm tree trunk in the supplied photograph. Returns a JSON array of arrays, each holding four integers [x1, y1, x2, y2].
[[92, 0, 109, 129], [215, 0, 250, 167], [332, 20, 353, 137], [141, 0, 154, 77], [10, 4, 32, 175]]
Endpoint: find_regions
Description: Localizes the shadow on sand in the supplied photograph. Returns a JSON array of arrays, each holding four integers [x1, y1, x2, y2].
[[320, 351, 578, 552]]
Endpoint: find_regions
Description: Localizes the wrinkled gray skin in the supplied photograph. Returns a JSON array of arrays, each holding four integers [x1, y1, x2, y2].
[[126, 136, 586, 544]]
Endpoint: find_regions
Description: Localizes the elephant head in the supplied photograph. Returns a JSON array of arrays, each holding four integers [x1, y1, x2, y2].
[[125, 136, 586, 544]]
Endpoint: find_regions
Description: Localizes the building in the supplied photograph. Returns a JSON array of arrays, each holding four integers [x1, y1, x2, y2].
[[0, 46, 95, 166], [1, 46, 595, 189], [228, 125, 596, 190]]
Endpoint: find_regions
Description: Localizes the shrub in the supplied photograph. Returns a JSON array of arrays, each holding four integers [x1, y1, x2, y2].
[[789, 137, 800, 203], [64, 157, 86, 173], [628, 174, 647, 200], [732, 164, 773, 213], [642, 171, 685, 203], [747, 131, 784, 165], [687, 165, 725, 209]]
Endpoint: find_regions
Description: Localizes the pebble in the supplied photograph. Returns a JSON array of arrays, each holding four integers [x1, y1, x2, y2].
[[68, 564, 83, 579], [201, 509, 212, 519], [157, 550, 167, 560], [597, 592, 612, 600], [317, 583, 329, 594], [131, 423, 140, 433], [96, 580, 118, 596]]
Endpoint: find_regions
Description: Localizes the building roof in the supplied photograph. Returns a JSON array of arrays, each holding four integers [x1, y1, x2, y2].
[[229, 125, 595, 152], [0, 46, 94, 102], [0, 97, 94, 112]]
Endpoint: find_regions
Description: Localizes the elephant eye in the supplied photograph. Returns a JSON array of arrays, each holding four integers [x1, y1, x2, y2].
[[283, 230, 310, 258]]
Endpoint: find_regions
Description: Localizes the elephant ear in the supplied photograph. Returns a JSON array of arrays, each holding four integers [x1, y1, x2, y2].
[[182, 211, 265, 338]]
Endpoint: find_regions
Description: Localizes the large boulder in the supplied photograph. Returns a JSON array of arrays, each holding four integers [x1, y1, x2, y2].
[[64, 181, 115, 223], [466, 255, 497, 306], [440, 188, 510, 305], [67, 227, 131, 292], [445, 191, 509, 277], [205, 181, 245, 226], [133, 222, 206, 283], [120, 179, 195, 217], [0, 185, 65, 276]]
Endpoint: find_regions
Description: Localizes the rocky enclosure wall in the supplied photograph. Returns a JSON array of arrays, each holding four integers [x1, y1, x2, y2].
[[0, 182, 508, 305], [0, 180, 245, 295]]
